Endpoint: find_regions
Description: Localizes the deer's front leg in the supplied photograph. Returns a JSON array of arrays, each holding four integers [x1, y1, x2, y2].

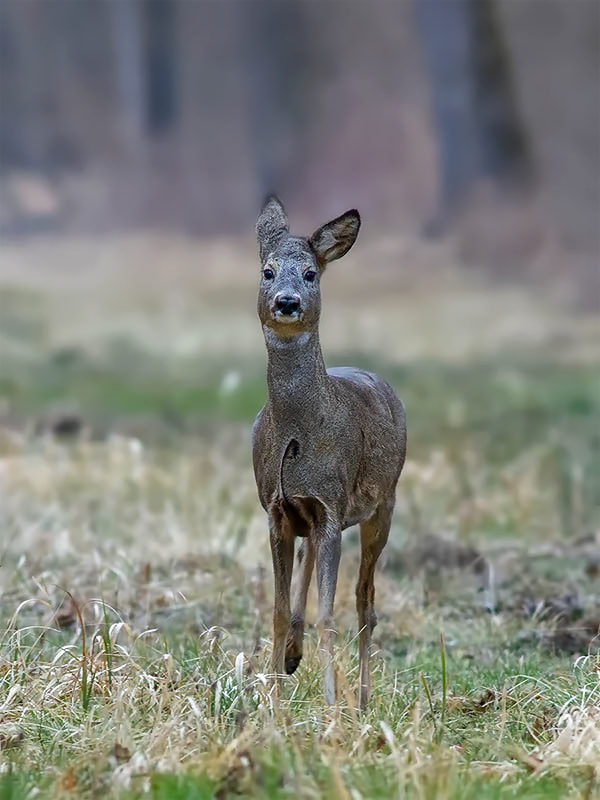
[[315, 518, 342, 705], [285, 537, 315, 675], [269, 514, 295, 676]]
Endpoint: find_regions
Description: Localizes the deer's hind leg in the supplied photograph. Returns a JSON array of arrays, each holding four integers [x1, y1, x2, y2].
[[285, 537, 315, 674], [315, 514, 342, 705], [356, 498, 394, 710]]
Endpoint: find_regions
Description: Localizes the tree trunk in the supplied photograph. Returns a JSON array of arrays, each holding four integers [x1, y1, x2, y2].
[[108, 0, 145, 150], [238, 0, 309, 199], [143, 0, 178, 135], [469, 0, 531, 184], [414, 0, 531, 228]]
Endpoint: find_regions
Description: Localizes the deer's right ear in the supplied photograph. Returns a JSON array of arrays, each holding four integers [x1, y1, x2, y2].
[[256, 195, 289, 262]]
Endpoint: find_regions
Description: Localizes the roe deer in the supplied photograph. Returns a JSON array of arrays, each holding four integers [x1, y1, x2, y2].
[[252, 196, 406, 708]]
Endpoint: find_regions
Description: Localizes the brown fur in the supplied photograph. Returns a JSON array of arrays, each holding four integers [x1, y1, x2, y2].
[[252, 196, 406, 708]]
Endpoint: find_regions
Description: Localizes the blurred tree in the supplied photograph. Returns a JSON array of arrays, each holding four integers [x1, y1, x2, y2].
[[0, 0, 50, 168], [239, 0, 309, 199], [109, 0, 178, 144], [109, 0, 145, 149], [143, 0, 178, 134], [414, 0, 532, 231]]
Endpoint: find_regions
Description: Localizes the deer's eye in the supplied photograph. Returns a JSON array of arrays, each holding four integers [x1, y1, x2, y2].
[[263, 268, 274, 280], [304, 270, 316, 283]]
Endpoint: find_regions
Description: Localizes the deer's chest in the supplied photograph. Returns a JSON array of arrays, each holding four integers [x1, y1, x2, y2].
[[253, 416, 359, 511]]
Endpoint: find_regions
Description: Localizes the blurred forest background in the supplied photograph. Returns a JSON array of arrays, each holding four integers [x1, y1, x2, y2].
[[0, 0, 598, 291]]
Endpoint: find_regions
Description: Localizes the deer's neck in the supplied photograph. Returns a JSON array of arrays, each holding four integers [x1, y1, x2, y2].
[[264, 327, 329, 429]]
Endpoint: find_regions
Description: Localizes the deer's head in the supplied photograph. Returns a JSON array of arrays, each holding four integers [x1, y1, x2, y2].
[[256, 196, 360, 336]]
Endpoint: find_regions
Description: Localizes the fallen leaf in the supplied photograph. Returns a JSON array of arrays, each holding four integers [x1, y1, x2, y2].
[[54, 595, 79, 629], [59, 767, 77, 792], [0, 724, 24, 750], [112, 743, 131, 763]]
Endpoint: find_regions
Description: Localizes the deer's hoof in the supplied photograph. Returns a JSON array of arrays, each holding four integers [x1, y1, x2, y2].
[[285, 654, 302, 675]]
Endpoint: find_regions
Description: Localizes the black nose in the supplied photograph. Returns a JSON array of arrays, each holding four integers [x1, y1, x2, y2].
[[275, 295, 300, 315]]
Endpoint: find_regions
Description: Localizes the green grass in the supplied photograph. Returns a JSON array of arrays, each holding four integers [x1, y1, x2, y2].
[[2, 342, 599, 428]]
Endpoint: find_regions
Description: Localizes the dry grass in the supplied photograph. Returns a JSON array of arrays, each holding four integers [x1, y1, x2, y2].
[[0, 233, 599, 798], [0, 231, 597, 365]]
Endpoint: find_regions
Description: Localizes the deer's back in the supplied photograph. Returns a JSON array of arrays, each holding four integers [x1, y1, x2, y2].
[[328, 367, 406, 525]]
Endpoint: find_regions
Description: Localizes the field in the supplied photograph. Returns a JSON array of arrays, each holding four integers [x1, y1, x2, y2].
[[0, 232, 599, 799]]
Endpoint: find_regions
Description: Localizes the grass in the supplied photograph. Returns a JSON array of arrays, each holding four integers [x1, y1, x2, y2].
[[0, 233, 599, 798]]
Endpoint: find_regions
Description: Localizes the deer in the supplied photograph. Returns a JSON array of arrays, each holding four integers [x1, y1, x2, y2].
[[252, 196, 406, 709]]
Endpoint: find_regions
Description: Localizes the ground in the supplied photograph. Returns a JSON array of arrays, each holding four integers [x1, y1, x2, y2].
[[0, 232, 599, 799]]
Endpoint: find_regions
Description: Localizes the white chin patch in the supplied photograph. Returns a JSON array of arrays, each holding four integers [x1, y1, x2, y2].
[[273, 311, 302, 324]]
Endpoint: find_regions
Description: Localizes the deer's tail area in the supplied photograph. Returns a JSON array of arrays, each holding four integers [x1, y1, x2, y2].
[[277, 438, 323, 538]]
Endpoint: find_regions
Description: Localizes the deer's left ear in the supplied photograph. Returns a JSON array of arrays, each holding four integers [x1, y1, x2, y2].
[[309, 210, 360, 265]]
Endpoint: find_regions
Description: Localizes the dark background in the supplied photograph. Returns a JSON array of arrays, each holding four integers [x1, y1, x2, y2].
[[1, 0, 598, 290]]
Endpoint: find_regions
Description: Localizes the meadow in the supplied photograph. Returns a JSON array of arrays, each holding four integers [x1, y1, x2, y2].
[[0, 232, 599, 799]]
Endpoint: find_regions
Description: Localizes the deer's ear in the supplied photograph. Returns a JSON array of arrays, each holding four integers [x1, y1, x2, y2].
[[256, 195, 289, 262], [309, 210, 360, 265]]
